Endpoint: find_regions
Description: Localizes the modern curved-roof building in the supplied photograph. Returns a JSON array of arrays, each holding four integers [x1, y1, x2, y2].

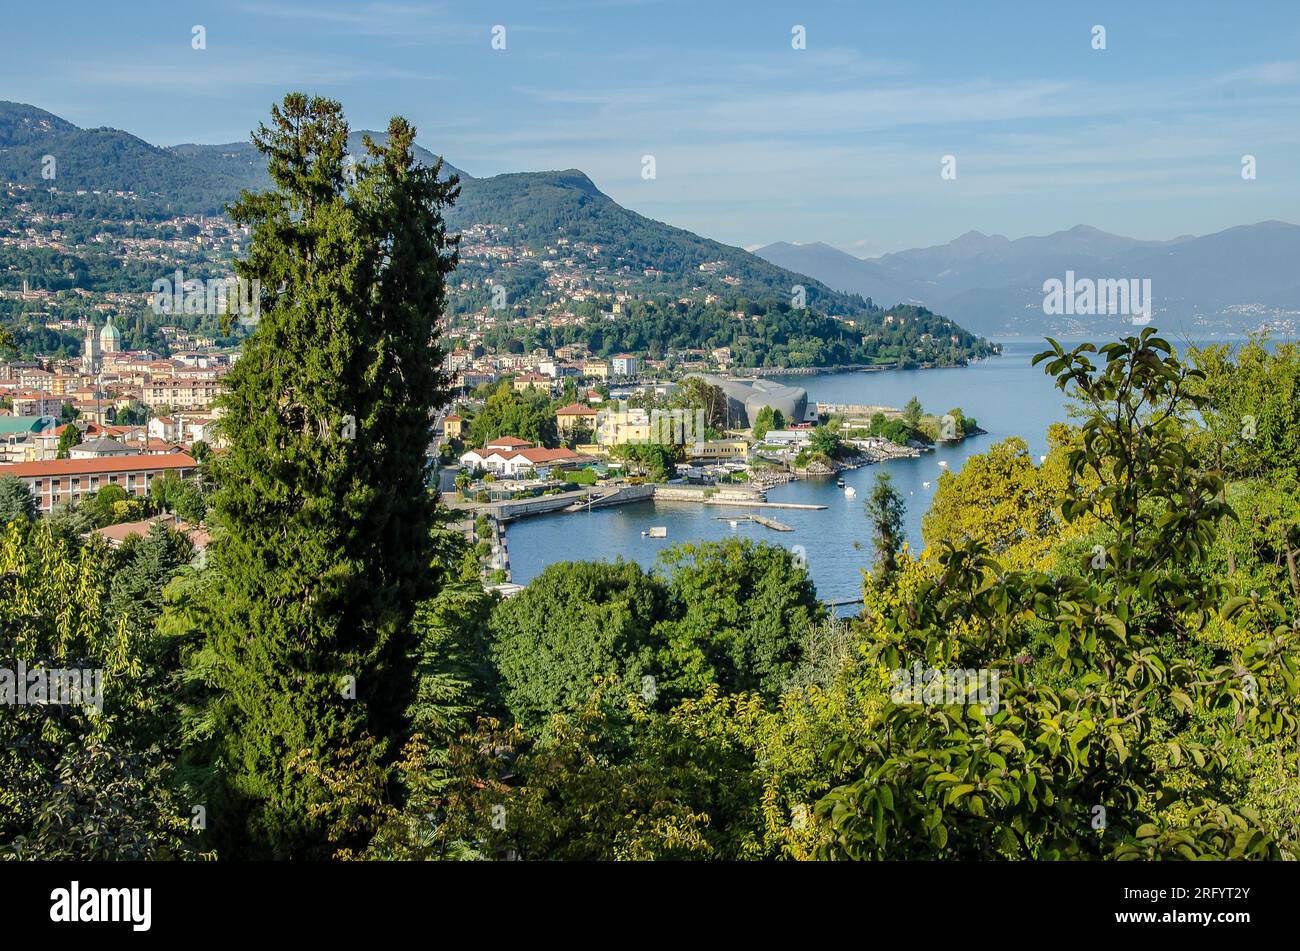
[[698, 375, 809, 429]]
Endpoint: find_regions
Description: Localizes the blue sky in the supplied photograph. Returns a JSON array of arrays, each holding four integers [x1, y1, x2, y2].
[[6, 0, 1299, 254]]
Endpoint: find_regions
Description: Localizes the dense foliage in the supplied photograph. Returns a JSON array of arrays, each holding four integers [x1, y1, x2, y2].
[[6, 96, 1300, 865], [190, 95, 457, 858]]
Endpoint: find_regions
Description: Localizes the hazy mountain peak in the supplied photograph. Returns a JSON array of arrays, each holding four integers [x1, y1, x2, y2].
[[952, 229, 1006, 245], [759, 218, 1300, 337], [0, 100, 79, 147]]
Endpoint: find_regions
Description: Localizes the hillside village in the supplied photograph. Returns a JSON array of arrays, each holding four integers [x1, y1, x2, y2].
[[1, 176, 977, 579]]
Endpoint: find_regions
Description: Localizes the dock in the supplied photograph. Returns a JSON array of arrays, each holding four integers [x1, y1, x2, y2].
[[704, 500, 824, 510], [714, 514, 794, 532]]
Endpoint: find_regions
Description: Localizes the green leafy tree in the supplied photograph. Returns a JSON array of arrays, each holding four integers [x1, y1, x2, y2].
[[105, 523, 195, 633], [433, 686, 770, 860], [943, 407, 968, 439], [922, 431, 1076, 569], [193, 94, 458, 858], [653, 539, 823, 700], [0, 519, 198, 859], [468, 381, 557, 448], [172, 480, 209, 525], [901, 395, 923, 428], [55, 424, 79, 459], [674, 377, 728, 430], [751, 405, 786, 441], [489, 560, 670, 733], [864, 471, 906, 581], [818, 331, 1300, 859], [808, 424, 842, 459], [611, 441, 681, 481], [0, 477, 37, 525], [79, 483, 128, 527]]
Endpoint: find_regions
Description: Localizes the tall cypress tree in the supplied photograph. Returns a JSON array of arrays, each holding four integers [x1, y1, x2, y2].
[[204, 94, 458, 857]]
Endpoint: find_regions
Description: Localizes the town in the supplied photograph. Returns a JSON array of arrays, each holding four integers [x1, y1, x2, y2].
[[0, 179, 976, 575]]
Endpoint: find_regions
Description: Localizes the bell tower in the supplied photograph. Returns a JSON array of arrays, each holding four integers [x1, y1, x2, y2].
[[82, 321, 102, 375]]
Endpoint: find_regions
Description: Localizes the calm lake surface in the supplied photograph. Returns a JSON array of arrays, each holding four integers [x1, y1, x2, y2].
[[503, 336, 1266, 604]]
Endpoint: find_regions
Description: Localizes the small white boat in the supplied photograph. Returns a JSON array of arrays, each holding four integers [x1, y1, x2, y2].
[[729, 520, 738, 528], [844, 486, 857, 498], [1039, 454, 1047, 464], [648, 526, 667, 538], [923, 481, 932, 489], [938, 460, 949, 469]]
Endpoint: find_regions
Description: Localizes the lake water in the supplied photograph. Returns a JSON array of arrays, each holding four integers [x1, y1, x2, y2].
[[503, 336, 1261, 604]]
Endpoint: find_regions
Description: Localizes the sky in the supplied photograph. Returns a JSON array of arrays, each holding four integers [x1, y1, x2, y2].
[[5, 0, 1300, 255]]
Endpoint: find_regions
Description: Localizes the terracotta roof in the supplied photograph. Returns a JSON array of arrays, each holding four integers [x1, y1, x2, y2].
[[0, 452, 196, 479], [555, 402, 598, 416], [463, 446, 586, 464], [515, 447, 585, 464], [53, 422, 107, 437], [485, 436, 531, 448], [94, 514, 210, 550]]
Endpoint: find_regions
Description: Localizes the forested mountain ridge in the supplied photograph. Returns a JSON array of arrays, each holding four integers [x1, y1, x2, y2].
[[0, 101, 462, 213], [0, 101, 866, 317], [0, 101, 995, 367]]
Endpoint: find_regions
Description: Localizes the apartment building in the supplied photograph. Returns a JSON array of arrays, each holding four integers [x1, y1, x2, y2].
[[0, 452, 198, 513], [142, 377, 222, 410]]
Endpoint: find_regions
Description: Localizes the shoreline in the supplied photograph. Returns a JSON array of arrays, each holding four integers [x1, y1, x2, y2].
[[725, 353, 1001, 379]]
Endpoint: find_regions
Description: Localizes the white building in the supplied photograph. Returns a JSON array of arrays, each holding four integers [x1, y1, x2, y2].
[[761, 430, 811, 447]]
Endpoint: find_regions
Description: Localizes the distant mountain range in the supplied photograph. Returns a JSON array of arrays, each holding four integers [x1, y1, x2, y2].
[[5, 100, 1293, 340], [0, 101, 898, 322], [0, 101, 464, 213], [755, 222, 1300, 336]]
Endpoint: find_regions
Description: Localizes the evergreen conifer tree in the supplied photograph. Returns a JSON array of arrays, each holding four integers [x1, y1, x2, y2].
[[202, 94, 458, 857]]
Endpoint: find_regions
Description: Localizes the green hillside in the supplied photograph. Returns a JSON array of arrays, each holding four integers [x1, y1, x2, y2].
[[0, 101, 995, 366]]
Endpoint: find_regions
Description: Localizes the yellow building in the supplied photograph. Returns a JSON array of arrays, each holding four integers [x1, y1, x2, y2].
[[555, 402, 598, 437], [583, 360, 609, 380], [443, 414, 466, 440], [512, 373, 553, 393], [595, 407, 650, 446], [689, 439, 749, 461]]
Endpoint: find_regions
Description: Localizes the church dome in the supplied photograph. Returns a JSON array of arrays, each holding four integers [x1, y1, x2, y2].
[[100, 319, 122, 353]]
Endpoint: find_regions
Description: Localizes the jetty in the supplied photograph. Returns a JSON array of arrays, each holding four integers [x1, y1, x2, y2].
[[714, 513, 793, 532]]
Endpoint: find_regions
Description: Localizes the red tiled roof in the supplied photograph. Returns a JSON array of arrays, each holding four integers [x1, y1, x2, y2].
[[94, 515, 210, 550], [485, 436, 531, 447], [464, 446, 585, 464], [0, 452, 196, 479], [555, 402, 597, 416], [516, 448, 584, 464]]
